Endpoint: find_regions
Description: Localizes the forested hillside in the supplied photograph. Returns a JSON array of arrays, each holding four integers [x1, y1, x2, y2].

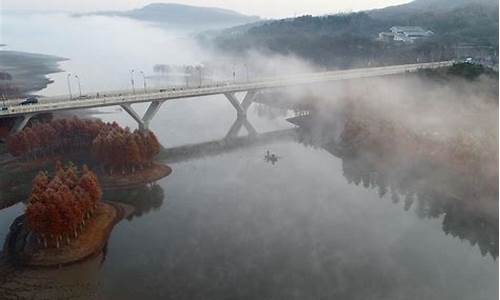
[[205, 0, 498, 68]]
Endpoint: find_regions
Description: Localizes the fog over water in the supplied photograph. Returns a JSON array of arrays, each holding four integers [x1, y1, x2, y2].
[[1, 12, 205, 96], [0, 11, 498, 300]]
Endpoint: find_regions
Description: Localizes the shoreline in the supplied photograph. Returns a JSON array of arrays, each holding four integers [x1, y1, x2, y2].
[[5, 201, 133, 268], [0, 50, 67, 98], [100, 164, 172, 190]]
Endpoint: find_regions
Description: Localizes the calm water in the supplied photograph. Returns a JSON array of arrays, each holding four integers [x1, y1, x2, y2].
[[1, 11, 205, 96], [0, 12, 498, 300]]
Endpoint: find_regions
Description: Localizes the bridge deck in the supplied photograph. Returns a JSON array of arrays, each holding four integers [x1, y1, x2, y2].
[[0, 61, 452, 118]]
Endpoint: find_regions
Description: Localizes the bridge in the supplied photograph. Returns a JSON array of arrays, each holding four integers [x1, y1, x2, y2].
[[1, 61, 453, 135]]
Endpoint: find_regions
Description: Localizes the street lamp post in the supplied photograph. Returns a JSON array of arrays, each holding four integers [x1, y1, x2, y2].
[[196, 65, 202, 87], [66, 73, 73, 100], [232, 63, 236, 83], [244, 63, 249, 82], [130, 69, 136, 94], [184, 66, 190, 87], [74, 75, 82, 98], [139, 71, 147, 93]]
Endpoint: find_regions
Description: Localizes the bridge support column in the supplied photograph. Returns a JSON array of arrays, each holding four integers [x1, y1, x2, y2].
[[10, 114, 34, 134], [225, 90, 257, 117], [121, 100, 164, 131], [224, 91, 258, 139]]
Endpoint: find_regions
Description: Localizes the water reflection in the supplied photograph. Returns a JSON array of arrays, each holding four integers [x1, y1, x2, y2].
[[105, 184, 165, 221], [0, 188, 27, 211], [159, 127, 297, 163], [0, 170, 39, 210], [225, 115, 257, 139], [0, 243, 104, 299], [296, 116, 499, 259]]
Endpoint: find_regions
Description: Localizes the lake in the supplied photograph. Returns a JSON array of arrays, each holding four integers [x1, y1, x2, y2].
[[0, 11, 497, 300]]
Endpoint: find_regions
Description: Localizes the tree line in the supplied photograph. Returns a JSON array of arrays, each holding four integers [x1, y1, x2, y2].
[[6, 117, 106, 159], [25, 162, 102, 248], [91, 125, 161, 174], [6, 117, 161, 174]]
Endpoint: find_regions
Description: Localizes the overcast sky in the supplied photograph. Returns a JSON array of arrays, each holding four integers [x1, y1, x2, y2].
[[3, 0, 412, 18]]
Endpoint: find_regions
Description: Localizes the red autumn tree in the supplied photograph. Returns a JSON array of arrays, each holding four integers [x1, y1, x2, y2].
[[24, 162, 103, 248], [91, 127, 161, 174], [6, 117, 107, 159], [7, 116, 162, 175]]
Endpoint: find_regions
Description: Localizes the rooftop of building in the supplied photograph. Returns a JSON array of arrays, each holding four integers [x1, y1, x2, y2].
[[390, 26, 427, 33]]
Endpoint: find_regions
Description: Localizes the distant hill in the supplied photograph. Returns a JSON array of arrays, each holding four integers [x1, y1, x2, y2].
[[206, 0, 498, 68], [78, 3, 260, 29], [370, 0, 498, 17]]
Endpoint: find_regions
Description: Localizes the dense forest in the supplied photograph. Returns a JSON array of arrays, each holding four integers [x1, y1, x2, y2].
[[92, 125, 161, 174], [338, 112, 497, 171], [204, 0, 498, 68], [6, 118, 105, 158], [6, 117, 161, 174], [26, 163, 102, 248]]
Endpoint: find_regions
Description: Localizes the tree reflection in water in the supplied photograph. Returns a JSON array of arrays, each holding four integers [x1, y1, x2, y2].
[[104, 184, 165, 221], [0, 250, 104, 299], [297, 119, 498, 259], [0, 185, 165, 299]]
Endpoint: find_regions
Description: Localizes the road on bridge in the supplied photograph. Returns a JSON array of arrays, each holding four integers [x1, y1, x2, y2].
[[1, 61, 453, 118]]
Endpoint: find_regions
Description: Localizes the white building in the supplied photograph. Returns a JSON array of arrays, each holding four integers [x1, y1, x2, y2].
[[378, 26, 433, 43]]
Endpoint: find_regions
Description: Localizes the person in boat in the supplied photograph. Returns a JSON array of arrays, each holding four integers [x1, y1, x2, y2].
[[265, 150, 279, 165]]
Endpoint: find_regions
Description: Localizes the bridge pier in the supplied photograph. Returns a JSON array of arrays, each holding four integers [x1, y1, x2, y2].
[[225, 91, 257, 118], [10, 114, 34, 134], [224, 91, 258, 139], [121, 100, 164, 131]]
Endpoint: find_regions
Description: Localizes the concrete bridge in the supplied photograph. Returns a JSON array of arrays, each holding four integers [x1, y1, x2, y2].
[[1, 61, 453, 136]]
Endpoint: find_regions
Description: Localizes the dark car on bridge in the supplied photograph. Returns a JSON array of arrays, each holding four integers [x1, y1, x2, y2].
[[20, 96, 38, 105]]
